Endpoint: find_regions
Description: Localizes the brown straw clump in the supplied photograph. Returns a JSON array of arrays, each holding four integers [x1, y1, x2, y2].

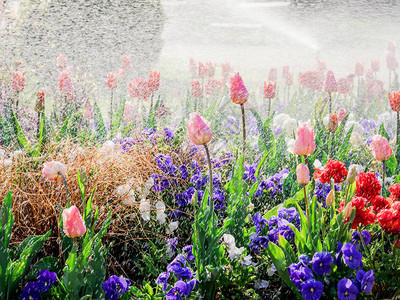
[[0, 133, 207, 259]]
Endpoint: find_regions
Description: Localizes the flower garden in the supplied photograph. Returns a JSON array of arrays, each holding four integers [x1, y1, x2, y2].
[[1, 41, 400, 300]]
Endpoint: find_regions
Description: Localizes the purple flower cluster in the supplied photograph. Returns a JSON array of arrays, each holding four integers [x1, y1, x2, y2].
[[314, 180, 341, 207], [249, 208, 299, 254], [102, 275, 131, 300], [156, 249, 197, 299], [114, 128, 160, 152], [253, 169, 289, 199], [351, 230, 371, 249], [20, 270, 57, 300], [337, 270, 374, 300], [289, 254, 326, 300]]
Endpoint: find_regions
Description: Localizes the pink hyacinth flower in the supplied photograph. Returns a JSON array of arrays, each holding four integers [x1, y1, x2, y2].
[[337, 108, 346, 122], [57, 54, 66, 70], [268, 67, 277, 82], [128, 78, 152, 101], [12, 72, 24, 92], [121, 54, 131, 71], [296, 163, 310, 184], [59, 71, 74, 100], [354, 62, 364, 76], [264, 81, 276, 99], [148, 70, 160, 92], [205, 61, 216, 77], [107, 72, 117, 90], [371, 134, 392, 161], [229, 73, 249, 105], [83, 102, 94, 120], [42, 161, 67, 182], [185, 113, 212, 145], [123, 101, 136, 123], [293, 123, 316, 156], [62, 205, 86, 238], [191, 80, 202, 98], [324, 70, 338, 93]]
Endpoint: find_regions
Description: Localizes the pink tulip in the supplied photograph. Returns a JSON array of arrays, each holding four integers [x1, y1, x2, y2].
[[42, 161, 66, 182], [191, 80, 202, 98], [296, 163, 310, 184], [148, 70, 160, 92], [343, 202, 353, 218], [83, 102, 94, 119], [337, 108, 346, 122], [59, 71, 74, 100], [264, 81, 276, 99], [371, 134, 392, 161], [229, 73, 249, 105], [293, 123, 315, 156], [57, 54, 66, 70], [324, 70, 337, 93], [62, 205, 86, 238], [389, 91, 400, 112], [185, 113, 212, 145], [268, 67, 277, 82], [12, 72, 24, 92], [123, 101, 136, 123], [107, 72, 117, 90], [121, 54, 131, 71]]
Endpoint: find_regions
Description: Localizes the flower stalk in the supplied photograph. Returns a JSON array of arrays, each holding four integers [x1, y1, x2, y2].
[[241, 103, 246, 155]]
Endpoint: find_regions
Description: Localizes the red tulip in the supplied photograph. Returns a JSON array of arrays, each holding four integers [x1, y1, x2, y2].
[[389, 91, 400, 112]]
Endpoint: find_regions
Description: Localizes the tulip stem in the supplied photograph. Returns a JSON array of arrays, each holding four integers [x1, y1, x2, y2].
[[397, 111, 399, 145], [328, 92, 332, 114], [268, 98, 271, 117], [59, 172, 70, 208], [241, 103, 246, 155], [110, 90, 114, 132], [303, 184, 312, 238], [382, 160, 386, 196], [328, 132, 334, 159], [204, 143, 213, 202], [37, 112, 41, 139], [15, 91, 20, 118]]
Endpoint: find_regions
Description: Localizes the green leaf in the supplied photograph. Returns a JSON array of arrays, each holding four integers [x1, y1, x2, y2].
[[386, 153, 397, 176], [10, 108, 30, 151], [93, 102, 107, 142], [1, 191, 14, 248]]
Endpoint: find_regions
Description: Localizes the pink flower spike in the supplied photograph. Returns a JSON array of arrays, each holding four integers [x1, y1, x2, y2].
[[62, 205, 86, 238], [324, 70, 338, 93], [264, 81, 276, 99], [12, 72, 25, 92], [185, 113, 212, 145]]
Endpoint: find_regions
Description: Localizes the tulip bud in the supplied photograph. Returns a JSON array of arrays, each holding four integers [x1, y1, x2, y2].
[[326, 190, 335, 206], [346, 166, 357, 184], [337, 108, 346, 122], [296, 163, 310, 185], [230, 73, 249, 105], [343, 202, 353, 218], [35, 91, 45, 113], [328, 114, 338, 132], [293, 123, 316, 156]]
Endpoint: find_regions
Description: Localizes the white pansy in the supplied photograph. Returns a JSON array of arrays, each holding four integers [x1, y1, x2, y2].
[[285, 138, 295, 154], [267, 264, 277, 276], [223, 234, 236, 248], [166, 221, 179, 234], [323, 115, 329, 126], [115, 183, 136, 206], [273, 113, 290, 128], [313, 159, 322, 169], [254, 280, 270, 289], [345, 121, 364, 135], [350, 132, 364, 147], [283, 118, 297, 135], [247, 202, 255, 212], [222, 234, 244, 260], [155, 201, 167, 224], [139, 198, 151, 221]]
